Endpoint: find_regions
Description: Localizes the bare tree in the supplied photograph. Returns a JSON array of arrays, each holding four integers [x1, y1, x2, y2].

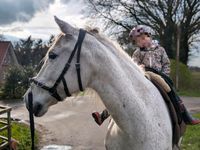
[[86, 0, 200, 64]]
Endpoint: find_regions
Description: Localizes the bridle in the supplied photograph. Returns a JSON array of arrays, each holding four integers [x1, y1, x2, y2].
[[30, 29, 86, 101], [28, 29, 87, 150]]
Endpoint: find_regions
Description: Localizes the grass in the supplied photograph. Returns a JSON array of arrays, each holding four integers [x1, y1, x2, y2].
[[181, 113, 200, 150], [178, 90, 200, 97], [0, 120, 39, 150], [178, 71, 200, 97]]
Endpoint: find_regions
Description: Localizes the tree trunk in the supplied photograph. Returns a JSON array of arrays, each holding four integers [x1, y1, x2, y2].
[[159, 25, 175, 59], [180, 37, 189, 65]]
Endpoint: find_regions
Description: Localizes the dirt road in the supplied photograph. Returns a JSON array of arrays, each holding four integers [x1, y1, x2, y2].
[[0, 92, 200, 150]]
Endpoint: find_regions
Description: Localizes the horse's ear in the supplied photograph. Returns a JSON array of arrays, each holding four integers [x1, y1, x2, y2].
[[54, 16, 74, 34]]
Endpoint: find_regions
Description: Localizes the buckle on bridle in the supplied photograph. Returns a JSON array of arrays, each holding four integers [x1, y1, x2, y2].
[[75, 63, 80, 69]]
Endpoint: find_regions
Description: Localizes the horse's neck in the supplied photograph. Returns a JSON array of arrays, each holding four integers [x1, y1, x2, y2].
[[87, 39, 172, 148], [89, 49, 155, 131]]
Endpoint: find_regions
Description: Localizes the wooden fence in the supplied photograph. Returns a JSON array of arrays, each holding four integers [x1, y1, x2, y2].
[[0, 105, 12, 150]]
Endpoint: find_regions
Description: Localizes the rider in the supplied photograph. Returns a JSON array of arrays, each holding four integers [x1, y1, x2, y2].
[[92, 25, 200, 126]]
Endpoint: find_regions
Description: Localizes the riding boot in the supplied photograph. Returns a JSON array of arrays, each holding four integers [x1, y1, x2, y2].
[[92, 109, 110, 126], [177, 99, 200, 125]]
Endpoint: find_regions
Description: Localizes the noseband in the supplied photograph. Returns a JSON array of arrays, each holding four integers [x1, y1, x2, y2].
[[30, 29, 86, 101]]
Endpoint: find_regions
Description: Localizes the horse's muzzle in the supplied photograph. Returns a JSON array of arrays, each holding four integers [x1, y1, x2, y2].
[[33, 102, 43, 117], [24, 92, 43, 117]]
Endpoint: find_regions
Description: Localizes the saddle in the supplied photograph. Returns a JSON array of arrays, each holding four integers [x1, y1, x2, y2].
[[145, 71, 186, 147]]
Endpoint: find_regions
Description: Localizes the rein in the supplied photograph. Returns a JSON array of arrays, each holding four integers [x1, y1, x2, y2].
[[27, 29, 87, 150], [28, 91, 35, 150]]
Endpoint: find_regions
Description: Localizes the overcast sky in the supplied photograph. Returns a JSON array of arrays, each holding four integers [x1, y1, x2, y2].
[[0, 0, 199, 67], [0, 0, 87, 39]]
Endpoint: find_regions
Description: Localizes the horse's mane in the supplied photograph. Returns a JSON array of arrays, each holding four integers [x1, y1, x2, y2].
[[86, 27, 143, 74], [87, 28, 130, 58]]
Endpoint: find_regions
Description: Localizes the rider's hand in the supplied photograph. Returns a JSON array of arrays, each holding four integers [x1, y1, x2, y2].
[[140, 64, 145, 68], [139, 64, 145, 71]]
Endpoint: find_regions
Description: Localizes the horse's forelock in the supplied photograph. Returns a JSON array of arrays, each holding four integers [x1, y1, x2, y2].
[[86, 26, 100, 34], [41, 33, 64, 66]]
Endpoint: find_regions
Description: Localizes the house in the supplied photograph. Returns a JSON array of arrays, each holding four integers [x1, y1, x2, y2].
[[0, 41, 19, 85]]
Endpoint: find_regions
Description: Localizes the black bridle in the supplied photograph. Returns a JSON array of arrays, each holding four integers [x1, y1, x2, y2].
[[28, 29, 87, 150], [30, 29, 86, 101]]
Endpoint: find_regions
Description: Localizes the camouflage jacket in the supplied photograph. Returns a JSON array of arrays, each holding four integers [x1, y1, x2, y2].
[[132, 44, 170, 76]]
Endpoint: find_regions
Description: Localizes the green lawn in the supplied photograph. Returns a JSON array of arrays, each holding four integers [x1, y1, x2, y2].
[[0, 121, 38, 150], [181, 113, 200, 150]]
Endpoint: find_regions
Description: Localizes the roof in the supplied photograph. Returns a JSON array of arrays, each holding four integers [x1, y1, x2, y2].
[[0, 41, 11, 66]]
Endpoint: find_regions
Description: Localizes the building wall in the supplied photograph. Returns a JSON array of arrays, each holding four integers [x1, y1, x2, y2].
[[0, 45, 19, 85]]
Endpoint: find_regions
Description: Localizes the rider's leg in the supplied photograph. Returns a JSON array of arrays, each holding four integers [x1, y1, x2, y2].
[[92, 109, 110, 126], [168, 91, 200, 125]]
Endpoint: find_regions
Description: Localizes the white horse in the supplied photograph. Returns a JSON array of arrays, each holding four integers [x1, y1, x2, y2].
[[24, 16, 174, 150]]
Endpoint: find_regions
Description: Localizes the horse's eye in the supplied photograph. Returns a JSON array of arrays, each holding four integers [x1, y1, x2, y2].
[[48, 52, 58, 59]]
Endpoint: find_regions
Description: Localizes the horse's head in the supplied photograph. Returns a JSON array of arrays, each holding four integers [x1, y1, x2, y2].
[[24, 16, 95, 117]]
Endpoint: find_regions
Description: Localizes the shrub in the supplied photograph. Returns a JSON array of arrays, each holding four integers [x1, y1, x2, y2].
[[1, 66, 35, 99], [1, 67, 24, 99], [170, 59, 192, 90]]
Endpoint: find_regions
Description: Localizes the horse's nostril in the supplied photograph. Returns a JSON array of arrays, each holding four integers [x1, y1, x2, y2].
[[33, 102, 43, 116]]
